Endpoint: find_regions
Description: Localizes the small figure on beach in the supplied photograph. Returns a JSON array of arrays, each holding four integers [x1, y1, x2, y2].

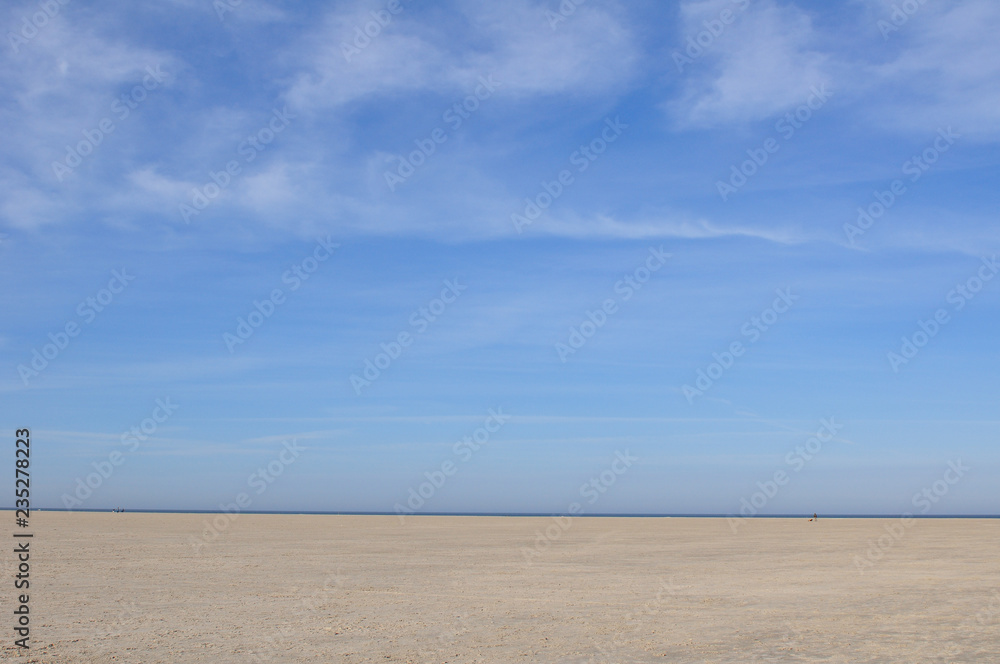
[[809, 512, 817, 522]]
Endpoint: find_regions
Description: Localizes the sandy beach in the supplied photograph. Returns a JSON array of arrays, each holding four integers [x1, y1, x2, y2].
[[2, 512, 998, 663]]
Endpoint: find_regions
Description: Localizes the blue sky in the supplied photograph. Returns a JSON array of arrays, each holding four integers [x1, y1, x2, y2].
[[1, 0, 998, 515]]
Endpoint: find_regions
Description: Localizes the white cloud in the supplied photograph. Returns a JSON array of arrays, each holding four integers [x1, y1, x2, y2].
[[530, 211, 803, 243], [127, 168, 194, 201], [163, 0, 285, 23], [864, 0, 1000, 139], [668, 0, 831, 127], [284, 0, 638, 112], [0, 169, 67, 229], [667, 0, 1000, 140], [0, 15, 179, 227], [2, 18, 177, 165]]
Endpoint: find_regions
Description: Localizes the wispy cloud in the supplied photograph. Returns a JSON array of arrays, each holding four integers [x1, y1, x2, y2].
[[667, 0, 831, 127], [284, 0, 638, 113], [863, 0, 1000, 139]]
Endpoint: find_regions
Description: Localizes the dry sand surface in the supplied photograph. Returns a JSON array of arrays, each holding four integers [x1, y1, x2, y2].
[[1, 512, 998, 663]]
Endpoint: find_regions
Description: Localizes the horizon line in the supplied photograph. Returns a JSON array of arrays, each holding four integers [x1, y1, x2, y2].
[[7, 508, 999, 518]]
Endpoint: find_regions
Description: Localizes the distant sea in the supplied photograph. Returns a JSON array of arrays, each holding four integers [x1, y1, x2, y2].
[[5, 509, 998, 518]]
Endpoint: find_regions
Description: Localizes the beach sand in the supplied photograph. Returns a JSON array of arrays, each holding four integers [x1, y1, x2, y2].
[[2, 512, 998, 663]]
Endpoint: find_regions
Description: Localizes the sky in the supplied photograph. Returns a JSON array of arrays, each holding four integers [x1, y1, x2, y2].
[[1, 0, 998, 516]]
